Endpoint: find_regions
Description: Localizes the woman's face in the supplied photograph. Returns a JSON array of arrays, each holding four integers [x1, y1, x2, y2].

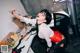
[[36, 12, 46, 24]]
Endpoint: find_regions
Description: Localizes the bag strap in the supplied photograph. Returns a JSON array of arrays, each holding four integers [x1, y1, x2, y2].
[[36, 20, 39, 36]]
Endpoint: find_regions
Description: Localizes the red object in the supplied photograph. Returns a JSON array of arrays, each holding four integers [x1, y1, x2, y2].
[[50, 30, 63, 43], [13, 51, 16, 53]]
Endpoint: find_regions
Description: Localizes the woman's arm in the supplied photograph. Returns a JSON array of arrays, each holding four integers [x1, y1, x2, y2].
[[11, 10, 36, 26], [40, 24, 53, 47]]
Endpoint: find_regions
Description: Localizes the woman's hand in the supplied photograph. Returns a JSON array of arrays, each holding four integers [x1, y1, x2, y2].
[[11, 9, 22, 19], [11, 9, 16, 15], [11, 9, 17, 16]]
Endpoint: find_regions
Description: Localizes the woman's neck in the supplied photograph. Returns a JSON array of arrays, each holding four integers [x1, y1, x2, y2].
[[37, 20, 46, 25]]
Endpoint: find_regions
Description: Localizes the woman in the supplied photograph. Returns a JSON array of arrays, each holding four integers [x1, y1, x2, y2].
[[11, 9, 64, 53]]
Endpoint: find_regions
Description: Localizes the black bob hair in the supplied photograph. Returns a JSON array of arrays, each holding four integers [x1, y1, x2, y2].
[[39, 9, 52, 24]]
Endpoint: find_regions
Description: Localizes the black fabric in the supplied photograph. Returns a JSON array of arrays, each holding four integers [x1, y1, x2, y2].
[[31, 36, 48, 53]]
